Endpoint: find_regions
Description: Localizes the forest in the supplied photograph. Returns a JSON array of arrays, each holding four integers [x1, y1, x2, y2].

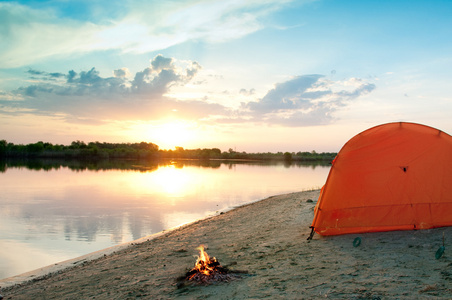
[[0, 140, 336, 162]]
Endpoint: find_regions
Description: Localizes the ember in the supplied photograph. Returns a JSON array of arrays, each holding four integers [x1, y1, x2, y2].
[[177, 245, 247, 287]]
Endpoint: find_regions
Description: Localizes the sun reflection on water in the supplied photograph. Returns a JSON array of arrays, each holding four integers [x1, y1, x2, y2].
[[152, 165, 193, 198], [128, 164, 205, 203]]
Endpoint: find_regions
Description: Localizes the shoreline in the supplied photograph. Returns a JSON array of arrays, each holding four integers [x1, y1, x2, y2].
[[2, 189, 452, 299], [0, 230, 167, 289], [0, 192, 280, 289]]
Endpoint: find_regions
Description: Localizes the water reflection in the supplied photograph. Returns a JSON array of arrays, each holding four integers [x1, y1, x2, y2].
[[0, 158, 328, 172], [0, 159, 330, 279]]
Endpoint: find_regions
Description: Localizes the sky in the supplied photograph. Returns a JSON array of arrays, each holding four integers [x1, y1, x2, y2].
[[1, 0, 452, 152]]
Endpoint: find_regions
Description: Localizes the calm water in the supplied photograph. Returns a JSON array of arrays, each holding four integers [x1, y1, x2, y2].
[[0, 159, 330, 279]]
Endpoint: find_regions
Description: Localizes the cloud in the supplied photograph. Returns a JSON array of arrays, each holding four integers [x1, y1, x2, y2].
[[16, 55, 201, 99], [113, 68, 130, 78], [239, 88, 256, 96], [0, 54, 375, 127], [336, 78, 376, 99], [131, 55, 182, 94], [27, 69, 46, 76], [150, 55, 173, 72], [246, 75, 324, 112], [27, 69, 66, 80], [0, 2, 97, 68], [0, 55, 226, 122], [186, 61, 202, 80], [17, 85, 54, 97], [0, 1, 299, 68], [243, 75, 376, 126]]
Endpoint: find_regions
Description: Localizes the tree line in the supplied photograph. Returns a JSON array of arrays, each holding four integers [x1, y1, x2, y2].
[[0, 140, 336, 162]]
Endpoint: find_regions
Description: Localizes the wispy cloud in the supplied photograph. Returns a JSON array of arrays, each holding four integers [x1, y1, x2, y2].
[[0, 0, 301, 68], [0, 2, 99, 68]]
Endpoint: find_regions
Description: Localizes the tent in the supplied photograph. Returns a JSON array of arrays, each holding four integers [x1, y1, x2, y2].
[[309, 122, 452, 237]]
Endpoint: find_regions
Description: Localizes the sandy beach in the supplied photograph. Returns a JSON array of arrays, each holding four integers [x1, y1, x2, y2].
[[1, 189, 451, 299]]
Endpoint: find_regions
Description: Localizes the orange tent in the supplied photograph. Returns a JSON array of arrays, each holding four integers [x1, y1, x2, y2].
[[310, 122, 452, 237]]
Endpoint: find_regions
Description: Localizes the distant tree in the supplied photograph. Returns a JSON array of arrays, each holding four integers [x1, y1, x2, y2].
[[43, 142, 53, 150], [0, 139, 6, 154], [69, 140, 88, 149], [26, 141, 44, 153], [0, 139, 337, 162], [283, 152, 292, 161], [211, 148, 221, 157]]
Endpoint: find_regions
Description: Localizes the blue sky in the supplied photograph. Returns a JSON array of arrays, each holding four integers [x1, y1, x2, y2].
[[1, 0, 451, 152]]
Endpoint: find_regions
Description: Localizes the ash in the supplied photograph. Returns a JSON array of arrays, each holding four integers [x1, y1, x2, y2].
[[188, 269, 242, 284], [177, 265, 248, 288]]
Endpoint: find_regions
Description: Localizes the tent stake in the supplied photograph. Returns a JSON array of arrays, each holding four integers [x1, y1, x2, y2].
[[307, 227, 315, 240]]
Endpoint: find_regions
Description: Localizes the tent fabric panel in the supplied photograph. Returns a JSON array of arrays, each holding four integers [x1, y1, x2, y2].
[[317, 124, 449, 211], [429, 203, 452, 227], [311, 122, 452, 236], [317, 224, 417, 236], [316, 203, 452, 236], [314, 204, 415, 235]]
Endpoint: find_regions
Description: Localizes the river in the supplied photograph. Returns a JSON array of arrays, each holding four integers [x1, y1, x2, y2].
[[0, 159, 330, 279]]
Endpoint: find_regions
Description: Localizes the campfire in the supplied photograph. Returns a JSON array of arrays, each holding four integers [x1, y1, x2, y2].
[[177, 245, 247, 287]]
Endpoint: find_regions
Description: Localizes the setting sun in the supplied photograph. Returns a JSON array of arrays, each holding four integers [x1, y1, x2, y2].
[[132, 121, 199, 150]]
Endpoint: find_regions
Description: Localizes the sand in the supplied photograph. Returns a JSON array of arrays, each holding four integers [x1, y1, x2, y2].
[[1, 190, 451, 299]]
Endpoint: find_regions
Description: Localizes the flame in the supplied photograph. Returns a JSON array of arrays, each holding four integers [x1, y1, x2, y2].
[[192, 245, 218, 276], [183, 244, 240, 284]]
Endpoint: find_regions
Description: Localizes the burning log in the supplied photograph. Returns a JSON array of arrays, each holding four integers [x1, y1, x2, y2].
[[177, 245, 248, 288]]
